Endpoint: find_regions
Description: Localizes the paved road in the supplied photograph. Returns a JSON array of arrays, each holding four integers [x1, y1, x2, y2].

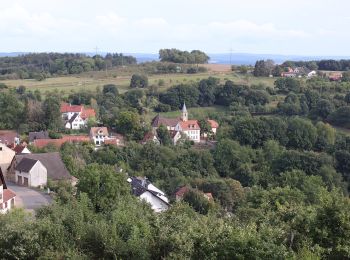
[[7, 183, 52, 214]]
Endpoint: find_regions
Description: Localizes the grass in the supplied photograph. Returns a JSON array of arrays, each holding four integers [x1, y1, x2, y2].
[[150, 105, 227, 119], [333, 126, 350, 136], [0, 66, 276, 96]]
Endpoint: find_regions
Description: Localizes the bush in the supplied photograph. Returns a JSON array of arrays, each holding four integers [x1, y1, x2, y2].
[[130, 74, 148, 88], [49, 131, 63, 139], [187, 67, 198, 74], [155, 103, 171, 112], [158, 79, 165, 86]]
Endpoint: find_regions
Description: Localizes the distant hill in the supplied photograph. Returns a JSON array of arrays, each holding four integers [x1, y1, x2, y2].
[[1, 52, 350, 65], [208, 53, 350, 65]]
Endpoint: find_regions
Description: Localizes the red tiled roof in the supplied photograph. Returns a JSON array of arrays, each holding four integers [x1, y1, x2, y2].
[[13, 145, 26, 154], [208, 120, 219, 129], [175, 186, 189, 197], [33, 135, 90, 148], [0, 130, 18, 145], [90, 127, 109, 136], [62, 135, 90, 142], [104, 138, 120, 146], [81, 108, 96, 119], [33, 139, 65, 148], [179, 120, 200, 131], [60, 103, 83, 113], [142, 132, 157, 143], [3, 189, 16, 203], [204, 193, 214, 201]]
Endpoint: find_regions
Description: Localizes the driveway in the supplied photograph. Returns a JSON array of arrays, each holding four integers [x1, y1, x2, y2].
[[6, 183, 52, 214]]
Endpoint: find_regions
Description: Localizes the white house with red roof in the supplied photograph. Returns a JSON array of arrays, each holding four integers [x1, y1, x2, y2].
[[60, 103, 96, 130], [151, 103, 219, 144], [208, 120, 219, 135], [0, 168, 16, 214]]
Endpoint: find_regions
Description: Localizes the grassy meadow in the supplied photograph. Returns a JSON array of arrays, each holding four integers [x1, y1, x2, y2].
[[0, 64, 276, 95]]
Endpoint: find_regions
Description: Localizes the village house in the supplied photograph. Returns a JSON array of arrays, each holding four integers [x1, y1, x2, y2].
[[169, 130, 182, 145], [0, 130, 20, 147], [89, 127, 122, 147], [13, 144, 31, 155], [8, 152, 77, 186], [28, 131, 49, 144], [307, 70, 317, 78], [281, 72, 297, 78], [128, 176, 169, 212], [141, 132, 160, 145], [175, 186, 213, 202], [15, 158, 47, 188], [60, 103, 96, 130], [329, 72, 343, 81], [0, 168, 16, 214], [208, 120, 219, 135], [0, 143, 16, 178], [151, 103, 219, 144]]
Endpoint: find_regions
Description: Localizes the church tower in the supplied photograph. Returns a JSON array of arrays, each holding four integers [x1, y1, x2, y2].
[[181, 103, 188, 121]]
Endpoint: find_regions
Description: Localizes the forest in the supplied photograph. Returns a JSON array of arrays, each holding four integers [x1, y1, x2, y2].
[[1, 70, 350, 258], [0, 53, 137, 80]]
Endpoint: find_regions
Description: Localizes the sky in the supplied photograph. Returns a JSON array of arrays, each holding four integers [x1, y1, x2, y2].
[[0, 0, 350, 56]]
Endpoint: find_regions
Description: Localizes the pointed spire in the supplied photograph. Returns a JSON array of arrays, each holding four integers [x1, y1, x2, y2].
[[181, 102, 188, 122], [182, 102, 187, 113]]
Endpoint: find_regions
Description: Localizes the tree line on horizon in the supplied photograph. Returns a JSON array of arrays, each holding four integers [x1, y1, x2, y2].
[[0, 52, 137, 80]]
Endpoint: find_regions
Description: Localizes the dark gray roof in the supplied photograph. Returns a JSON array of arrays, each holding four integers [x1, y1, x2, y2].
[[130, 177, 169, 205], [68, 113, 79, 124], [29, 131, 49, 143], [0, 167, 6, 189], [15, 158, 38, 172], [15, 152, 72, 181]]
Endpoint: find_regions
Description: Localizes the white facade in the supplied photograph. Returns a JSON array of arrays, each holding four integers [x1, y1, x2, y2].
[[175, 123, 200, 143], [183, 129, 200, 142], [63, 111, 79, 121], [20, 147, 31, 154], [0, 184, 15, 214], [92, 132, 107, 146], [139, 191, 169, 213], [65, 114, 86, 130], [16, 161, 47, 188], [0, 144, 15, 176], [308, 71, 317, 78], [172, 131, 182, 145]]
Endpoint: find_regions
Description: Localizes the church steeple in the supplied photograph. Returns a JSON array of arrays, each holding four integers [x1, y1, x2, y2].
[[181, 102, 188, 121]]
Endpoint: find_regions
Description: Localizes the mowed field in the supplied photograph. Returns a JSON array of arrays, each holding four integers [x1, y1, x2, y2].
[[0, 64, 276, 95]]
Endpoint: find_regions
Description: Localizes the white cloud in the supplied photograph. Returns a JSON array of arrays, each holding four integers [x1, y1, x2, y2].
[[96, 13, 126, 29], [209, 20, 309, 38], [134, 18, 168, 29], [0, 1, 349, 55]]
